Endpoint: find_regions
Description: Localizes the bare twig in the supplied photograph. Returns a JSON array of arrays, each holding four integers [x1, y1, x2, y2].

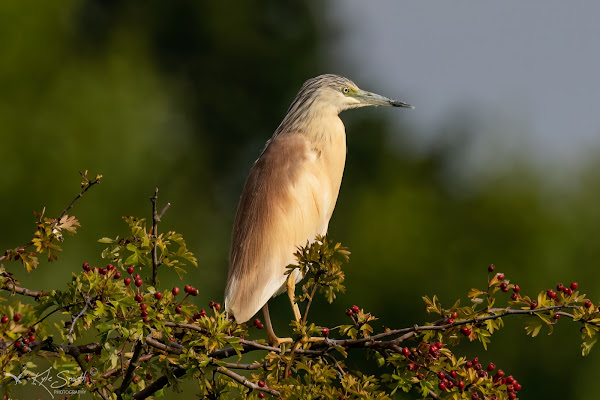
[[216, 366, 280, 397], [146, 334, 184, 354], [150, 188, 169, 287], [68, 297, 93, 344], [59, 172, 102, 221], [1, 282, 48, 298]]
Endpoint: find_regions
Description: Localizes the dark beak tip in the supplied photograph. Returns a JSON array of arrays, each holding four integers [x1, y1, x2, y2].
[[390, 100, 414, 109]]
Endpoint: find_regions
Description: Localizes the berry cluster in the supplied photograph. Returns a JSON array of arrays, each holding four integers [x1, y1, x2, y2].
[[398, 341, 521, 399]]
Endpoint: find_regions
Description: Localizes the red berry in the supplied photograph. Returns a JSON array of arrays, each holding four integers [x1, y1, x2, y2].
[[13, 314, 21, 323], [506, 376, 515, 385], [209, 301, 216, 308], [82, 262, 91, 272], [185, 285, 193, 294], [508, 393, 516, 400], [154, 292, 163, 300], [570, 282, 578, 290], [258, 380, 265, 388], [438, 382, 447, 391], [487, 264, 495, 272], [254, 318, 262, 327], [553, 314, 560, 320], [500, 282, 509, 292], [514, 382, 522, 391], [14, 341, 21, 348], [437, 372, 445, 380], [547, 289, 557, 299], [28, 335, 35, 342], [473, 357, 478, 363], [513, 285, 520, 293], [256, 323, 264, 329], [172, 287, 180, 296], [127, 266, 134, 274], [429, 346, 438, 357], [175, 305, 182, 314], [497, 273, 504, 280], [466, 361, 472, 368], [345, 308, 353, 316], [134, 293, 143, 302], [530, 301, 538, 309], [141, 310, 149, 317], [511, 293, 518, 301], [487, 363, 495, 371], [474, 363, 482, 371], [402, 347, 411, 357], [451, 311, 458, 319], [198, 309, 207, 317], [107, 264, 115, 271], [472, 393, 479, 400], [99, 268, 107, 275], [351, 305, 360, 314], [496, 369, 505, 378], [23, 339, 29, 345], [448, 318, 455, 324], [146, 373, 152, 380], [507, 384, 514, 392], [191, 288, 199, 296], [564, 288, 573, 296], [451, 370, 457, 379], [460, 326, 472, 336], [557, 283, 565, 292], [114, 271, 122, 279], [434, 341, 443, 349], [458, 380, 465, 390], [85, 354, 92, 363], [478, 370, 487, 378], [258, 393, 265, 399], [124, 278, 131, 286], [585, 299, 593, 309], [1, 316, 8, 324], [135, 278, 143, 287], [140, 303, 148, 310], [322, 327, 330, 337]]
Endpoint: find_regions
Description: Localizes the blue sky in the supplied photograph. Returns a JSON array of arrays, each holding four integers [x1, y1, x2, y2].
[[328, 2, 600, 180]]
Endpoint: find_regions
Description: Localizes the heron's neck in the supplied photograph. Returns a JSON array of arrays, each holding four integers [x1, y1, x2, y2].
[[274, 104, 344, 144]]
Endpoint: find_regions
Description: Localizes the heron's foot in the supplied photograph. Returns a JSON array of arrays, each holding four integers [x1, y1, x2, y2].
[[267, 332, 294, 347], [299, 336, 326, 344]]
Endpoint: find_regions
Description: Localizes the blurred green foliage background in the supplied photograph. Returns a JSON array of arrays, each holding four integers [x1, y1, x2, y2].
[[2, 1, 600, 398]]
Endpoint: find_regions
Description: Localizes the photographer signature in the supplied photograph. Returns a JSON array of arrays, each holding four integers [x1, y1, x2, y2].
[[4, 367, 96, 398]]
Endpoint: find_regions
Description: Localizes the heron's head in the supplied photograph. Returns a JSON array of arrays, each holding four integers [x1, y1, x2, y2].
[[300, 74, 413, 113]]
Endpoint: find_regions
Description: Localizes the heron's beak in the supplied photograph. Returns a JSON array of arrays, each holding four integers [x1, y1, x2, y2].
[[356, 89, 414, 109]]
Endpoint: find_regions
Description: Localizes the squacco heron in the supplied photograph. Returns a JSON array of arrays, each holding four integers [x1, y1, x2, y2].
[[225, 74, 412, 345]]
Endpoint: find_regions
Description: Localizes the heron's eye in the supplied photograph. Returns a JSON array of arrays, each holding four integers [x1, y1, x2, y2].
[[342, 87, 350, 94]]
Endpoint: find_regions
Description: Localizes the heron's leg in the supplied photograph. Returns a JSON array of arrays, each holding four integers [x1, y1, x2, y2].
[[262, 303, 292, 347], [286, 272, 302, 323]]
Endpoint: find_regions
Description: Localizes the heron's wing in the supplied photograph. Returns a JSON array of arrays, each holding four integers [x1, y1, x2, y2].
[[225, 133, 331, 322]]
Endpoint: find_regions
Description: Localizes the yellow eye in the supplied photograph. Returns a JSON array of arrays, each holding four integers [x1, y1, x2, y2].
[[342, 87, 350, 94]]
